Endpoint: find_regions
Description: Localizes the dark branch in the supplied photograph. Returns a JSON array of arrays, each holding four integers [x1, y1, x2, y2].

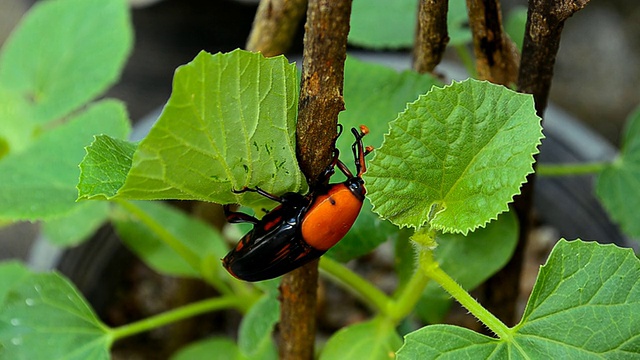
[[517, 0, 590, 116], [466, 0, 519, 85]]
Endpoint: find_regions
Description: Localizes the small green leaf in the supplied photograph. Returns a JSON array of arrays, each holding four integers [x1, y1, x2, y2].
[[77, 135, 137, 200], [398, 240, 640, 358], [171, 337, 251, 360], [112, 201, 227, 278], [416, 211, 518, 323], [238, 293, 279, 358], [367, 79, 542, 234], [0, 0, 132, 124], [320, 317, 402, 360], [596, 105, 640, 238], [0, 100, 130, 221], [41, 201, 110, 247], [0, 271, 110, 360], [92, 50, 304, 208]]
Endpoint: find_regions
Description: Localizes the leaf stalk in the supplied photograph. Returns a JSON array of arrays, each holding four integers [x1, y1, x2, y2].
[[418, 249, 511, 339]]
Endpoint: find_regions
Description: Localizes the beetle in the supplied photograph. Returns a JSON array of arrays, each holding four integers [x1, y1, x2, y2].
[[222, 125, 372, 281]]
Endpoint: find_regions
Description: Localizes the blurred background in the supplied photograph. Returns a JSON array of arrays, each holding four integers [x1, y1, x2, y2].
[[2, 0, 638, 143]]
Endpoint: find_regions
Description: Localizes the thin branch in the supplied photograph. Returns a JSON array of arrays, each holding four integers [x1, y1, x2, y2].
[[246, 0, 308, 56], [413, 0, 450, 73], [517, 0, 590, 116], [465, 0, 519, 85], [279, 1, 353, 359]]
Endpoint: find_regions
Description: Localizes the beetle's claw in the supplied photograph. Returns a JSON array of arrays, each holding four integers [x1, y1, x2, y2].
[[364, 146, 374, 156], [231, 186, 250, 194]]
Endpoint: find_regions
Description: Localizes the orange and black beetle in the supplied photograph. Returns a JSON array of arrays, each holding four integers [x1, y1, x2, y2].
[[222, 125, 372, 281]]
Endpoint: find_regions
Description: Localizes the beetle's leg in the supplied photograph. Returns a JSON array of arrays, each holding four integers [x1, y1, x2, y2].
[[335, 159, 354, 178], [364, 146, 374, 157], [351, 126, 369, 176], [313, 148, 340, 186], [232, 186, 283, 203], [223, 204, 259, 224]]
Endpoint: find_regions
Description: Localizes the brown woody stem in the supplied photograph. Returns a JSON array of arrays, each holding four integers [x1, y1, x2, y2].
[[413, 0, 450, 73], [465, 0, 519, 85], [278, 1, 352, 359], [517, 0, 590, 116]]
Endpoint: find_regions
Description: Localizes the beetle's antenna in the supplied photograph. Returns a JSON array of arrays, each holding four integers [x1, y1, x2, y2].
[[351, 125, 369, 176]]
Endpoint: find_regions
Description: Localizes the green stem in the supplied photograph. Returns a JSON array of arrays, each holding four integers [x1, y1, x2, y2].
[[109, 296, 244, 343], [319, 256, 391, 313], [387, 269, 430, 323], [320, 255, 430, 324], [114, 200, 233, 295], [419, 249, 511, 339], [536, 161, 609, 177]]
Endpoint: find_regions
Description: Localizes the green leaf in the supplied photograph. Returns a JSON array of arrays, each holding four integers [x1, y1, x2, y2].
[[0, 0, 132, 124], [320, 317, 402, 360], [504, 6, 528, 52], [77, 135, 137, 200], [0, 100, 130, 221], [327, 200, 403, 262], [327, 58, 440, 262], [416, 210, 518, 323], [83, 50, 304, 209], [112, 201, 228, 278], [397, 240, 640, 359], [238, 293, 279, 359], [349, 0, 470, 49], [0, 87, 35, 157], [0, 271, 110, 360], [0, 262, 30, 305], [349, 0, 417, 49], [41, 201, 110, 247], [448, 0, 472, 46], [596, 105, 640, 238], [171, 337, 251, 360], [398, 325, 501, 359], [339, 57, 441, 153], [367, 79, 542, 234]]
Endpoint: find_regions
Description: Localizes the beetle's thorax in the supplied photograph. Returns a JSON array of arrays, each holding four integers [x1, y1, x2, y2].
[[344, 176, 365, 201]]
